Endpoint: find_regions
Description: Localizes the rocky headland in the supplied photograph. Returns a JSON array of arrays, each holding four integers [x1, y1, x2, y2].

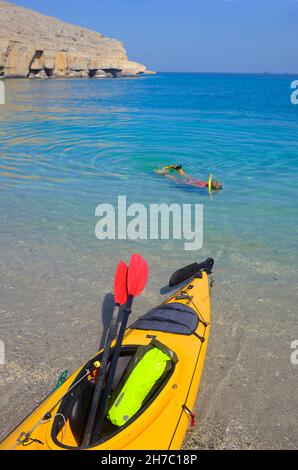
[[0, 0, 153, 79]]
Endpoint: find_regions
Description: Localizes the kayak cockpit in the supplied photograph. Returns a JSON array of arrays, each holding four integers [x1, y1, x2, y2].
[[51, 341, 177, 449]]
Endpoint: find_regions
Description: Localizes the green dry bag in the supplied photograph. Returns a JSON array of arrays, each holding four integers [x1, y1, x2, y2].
[[107, 345, 172, 427]]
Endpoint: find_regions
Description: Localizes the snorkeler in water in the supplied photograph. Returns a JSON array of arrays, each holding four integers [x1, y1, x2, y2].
[[156, 165, 222, 190]]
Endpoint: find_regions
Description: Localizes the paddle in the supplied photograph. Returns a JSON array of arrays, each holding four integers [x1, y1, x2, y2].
[[93, 253, 149, 441], [81, 261, 128, 447]]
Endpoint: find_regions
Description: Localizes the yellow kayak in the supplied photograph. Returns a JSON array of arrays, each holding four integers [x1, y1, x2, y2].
[[0, 258, 213, 450]]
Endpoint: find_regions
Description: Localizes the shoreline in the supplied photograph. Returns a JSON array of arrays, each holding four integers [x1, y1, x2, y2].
[[0, 71, 156, 80]]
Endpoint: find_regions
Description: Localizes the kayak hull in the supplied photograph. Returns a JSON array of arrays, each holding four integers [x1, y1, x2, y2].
[[0, 272, 211, 450]]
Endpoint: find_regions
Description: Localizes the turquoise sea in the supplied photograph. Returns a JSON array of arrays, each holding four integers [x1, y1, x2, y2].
[[1, 74, 297, 266], [0, 74, 298, 448]]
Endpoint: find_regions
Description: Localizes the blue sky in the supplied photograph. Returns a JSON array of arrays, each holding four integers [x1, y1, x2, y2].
[[10, 0, 298, 73]]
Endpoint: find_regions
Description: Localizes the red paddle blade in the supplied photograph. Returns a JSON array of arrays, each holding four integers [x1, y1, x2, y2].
[[127, 254, 149, 298], [114, 261, 128, 305]]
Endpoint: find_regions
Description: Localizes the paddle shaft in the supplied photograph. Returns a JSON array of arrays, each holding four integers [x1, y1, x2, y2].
[[95, 295, 133, 438], [81, 304, 120, 447]]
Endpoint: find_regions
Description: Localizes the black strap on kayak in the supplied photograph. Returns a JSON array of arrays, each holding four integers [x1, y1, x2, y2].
[[174, 293, 192, 301], [21, 437, 44, 447], [193, 332, 205, 343], [190, 298, 209, 327], [174, 292, 209, 331], [175, 291, 209, 329], [17, 431, 45, 447]]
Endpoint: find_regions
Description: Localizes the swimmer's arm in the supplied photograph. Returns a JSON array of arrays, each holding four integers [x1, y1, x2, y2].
[[177, 168, 189, 177]]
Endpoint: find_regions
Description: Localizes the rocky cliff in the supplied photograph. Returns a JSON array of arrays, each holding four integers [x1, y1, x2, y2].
[[0, 0, 151, 79]]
